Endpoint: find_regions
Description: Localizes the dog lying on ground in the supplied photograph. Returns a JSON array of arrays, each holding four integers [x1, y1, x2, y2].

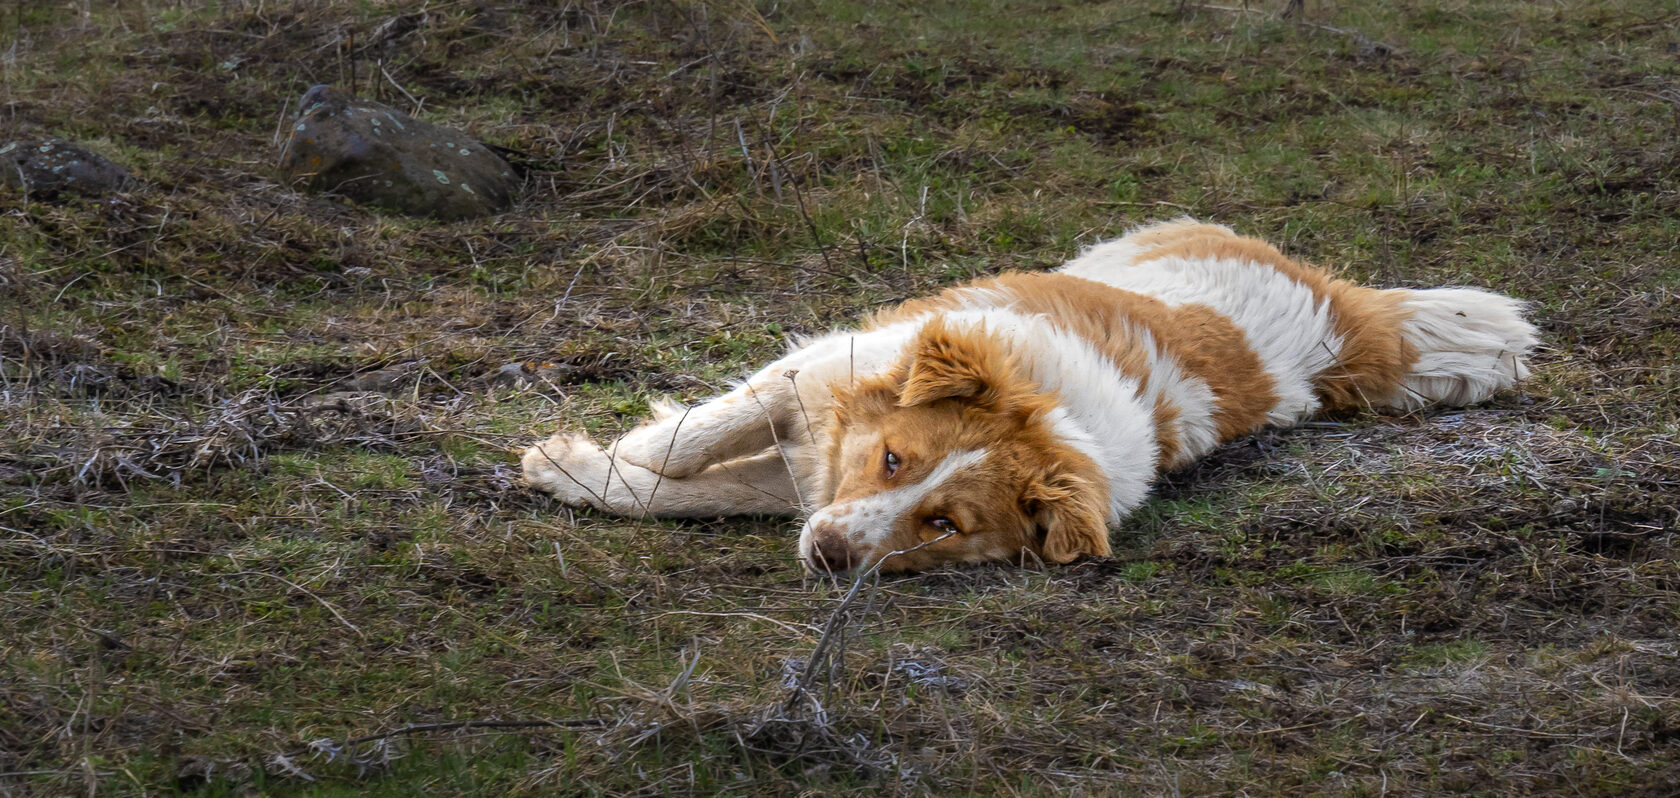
[[523, 219, 1538, 573]]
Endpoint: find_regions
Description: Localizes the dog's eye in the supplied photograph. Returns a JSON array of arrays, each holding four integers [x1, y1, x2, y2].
[[928, 517, 960, 534], [884, 450, 900, 477]]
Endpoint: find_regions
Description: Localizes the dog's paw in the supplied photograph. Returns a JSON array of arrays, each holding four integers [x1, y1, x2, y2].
[[613, 420, 708, 478], [521, 433, 614, 509]]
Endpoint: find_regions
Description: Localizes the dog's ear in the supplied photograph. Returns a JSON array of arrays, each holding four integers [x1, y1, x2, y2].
[[898, 321, 1023, 410], [1023, 469, 1111, 563]]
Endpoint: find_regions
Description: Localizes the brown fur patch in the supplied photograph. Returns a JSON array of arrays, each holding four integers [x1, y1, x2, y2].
[[1314, 283, 1418, 410], [896, 319, 1039, 414]]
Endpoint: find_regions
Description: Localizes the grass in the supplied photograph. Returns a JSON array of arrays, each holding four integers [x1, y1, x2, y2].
[[3, 0, 1680, 794]]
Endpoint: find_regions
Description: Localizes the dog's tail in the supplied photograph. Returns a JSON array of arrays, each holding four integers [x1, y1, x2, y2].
[[1320, 284, 1539, 412]]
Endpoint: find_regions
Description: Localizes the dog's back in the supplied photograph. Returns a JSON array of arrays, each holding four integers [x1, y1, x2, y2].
[[1060, 218, 1538, 415]]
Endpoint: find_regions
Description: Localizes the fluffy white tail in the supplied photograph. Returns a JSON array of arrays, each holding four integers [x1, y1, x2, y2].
[[1383, 287, 1539, 409]]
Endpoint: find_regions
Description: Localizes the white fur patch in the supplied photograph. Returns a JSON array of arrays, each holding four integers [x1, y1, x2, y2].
[[1384, 287, 1538, 409]]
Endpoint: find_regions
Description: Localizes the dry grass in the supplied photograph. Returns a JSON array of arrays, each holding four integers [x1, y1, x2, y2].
[[3, 0, 1679, 795]]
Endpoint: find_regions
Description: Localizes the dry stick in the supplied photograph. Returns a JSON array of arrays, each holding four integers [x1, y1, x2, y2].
[[1317, 338, 1384, 414], [347, 27, 356, 92], [652, 610, 819, 641], [784, 370, 815, 447], [1298, 20, 1397, 55], [271, 72, 300, 149], [787, 531, 956, 711], [744, 385, 808, 514], [603, 436, 655, 517], [236, 570, 364, 639], [1437, 712, 1578, 740], [733, 118, 755, 175], [530, 441, 616, 513], [380, 62, 424, 115], [849, 336, 855, 386], [282, 719, 606, 762], [755, 118, 836, 273], [707, 455, 809, 506]]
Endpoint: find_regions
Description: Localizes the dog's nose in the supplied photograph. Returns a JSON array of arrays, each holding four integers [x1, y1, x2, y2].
[[806, 524, 860, 573]]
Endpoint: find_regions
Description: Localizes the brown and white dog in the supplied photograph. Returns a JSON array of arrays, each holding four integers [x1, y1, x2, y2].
[[523, 219, 1538, 573]]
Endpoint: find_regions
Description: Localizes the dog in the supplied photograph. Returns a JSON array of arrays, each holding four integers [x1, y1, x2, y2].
[[523, 219, 1538, 573]]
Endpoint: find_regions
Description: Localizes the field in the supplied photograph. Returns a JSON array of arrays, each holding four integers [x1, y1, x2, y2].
[[3, 0, 1679, 794]]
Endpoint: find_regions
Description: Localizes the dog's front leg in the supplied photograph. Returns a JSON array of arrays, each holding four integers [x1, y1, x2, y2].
[[613, 342, 844, 477], [522, 433, 803, 518], [611, 374, 803, 478], [614, 326, 910, 478]]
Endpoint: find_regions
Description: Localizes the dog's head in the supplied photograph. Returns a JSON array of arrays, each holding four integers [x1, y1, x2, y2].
[[798, 321, 1112, 573]]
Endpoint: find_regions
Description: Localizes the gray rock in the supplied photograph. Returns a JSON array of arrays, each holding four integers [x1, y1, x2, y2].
[[341, 364, 418, 393], [278, 85, 519, 220], [0, 138, 134, 198], [486, 361, 571, 387]]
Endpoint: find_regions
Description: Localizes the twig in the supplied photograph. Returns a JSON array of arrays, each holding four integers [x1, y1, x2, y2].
[[643, 404, 696, 513], [1438, 712, 1579, 739], [236, 570, 364, 639], [529, 442, 616, 514], [603, 435, 656, 516], [744, 384, 808, 513], [281, 719, 606, 762], [755, 119, 836, 273], [652, 610, 820, 641], [786, 532, 955, 710], [1297, 20, 1397, 55], [784, 369, 815, 446], [380, 62, 423, 115]]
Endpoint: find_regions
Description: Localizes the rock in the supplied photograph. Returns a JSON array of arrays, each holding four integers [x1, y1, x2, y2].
[[486, 361, 571, 387], [341, 365, 417, 393], [278, 85, 519, 220], [0, 138, 134, 198], [336, 364, 423, 394]]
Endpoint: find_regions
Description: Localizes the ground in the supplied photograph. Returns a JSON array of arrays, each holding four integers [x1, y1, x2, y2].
[[2, 1, 1678, 795]]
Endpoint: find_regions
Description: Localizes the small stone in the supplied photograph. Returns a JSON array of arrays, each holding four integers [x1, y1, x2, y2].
[[342, 365, 417, 393], [277, 85, 519, 220], [1, 137, 134, 199], [487, 361, 570, 387]]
